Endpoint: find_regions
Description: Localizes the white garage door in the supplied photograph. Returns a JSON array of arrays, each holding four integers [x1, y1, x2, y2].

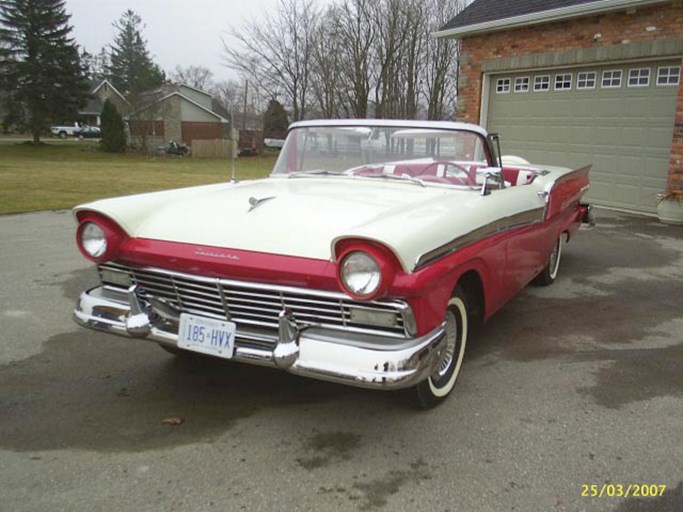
[[487, 60, 680, 213]]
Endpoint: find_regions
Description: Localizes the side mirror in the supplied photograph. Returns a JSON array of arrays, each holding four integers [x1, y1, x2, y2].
[[487, 133, 503, 168], [480, 167, 505, 196]]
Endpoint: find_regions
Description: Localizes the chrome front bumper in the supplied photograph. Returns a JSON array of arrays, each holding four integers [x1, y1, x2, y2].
[[73, 286, 447, 390]]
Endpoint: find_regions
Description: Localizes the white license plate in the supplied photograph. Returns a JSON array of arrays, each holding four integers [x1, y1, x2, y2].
[[178, 314, 236, 359]]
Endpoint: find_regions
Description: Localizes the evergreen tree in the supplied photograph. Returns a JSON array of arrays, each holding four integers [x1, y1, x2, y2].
[[100, 98, 126, 152], [262, 99, 288, 138], [0, 0, 89, 143], [107, 10, 165, 98]]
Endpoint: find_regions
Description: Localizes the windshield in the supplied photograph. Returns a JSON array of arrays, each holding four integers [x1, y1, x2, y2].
[[271, 125, 491, 188]]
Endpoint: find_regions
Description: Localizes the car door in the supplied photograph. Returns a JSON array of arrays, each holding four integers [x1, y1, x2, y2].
[[489, 185, 548, 297]]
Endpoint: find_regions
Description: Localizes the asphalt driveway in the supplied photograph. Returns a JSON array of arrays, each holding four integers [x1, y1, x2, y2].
[[0, 208, 681, 511]]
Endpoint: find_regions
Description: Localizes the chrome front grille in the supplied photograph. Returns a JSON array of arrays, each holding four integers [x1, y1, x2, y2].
[[98, 262, 410, 339]]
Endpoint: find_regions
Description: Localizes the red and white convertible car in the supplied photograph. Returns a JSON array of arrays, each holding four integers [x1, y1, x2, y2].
[[73, 120, 592, 408]]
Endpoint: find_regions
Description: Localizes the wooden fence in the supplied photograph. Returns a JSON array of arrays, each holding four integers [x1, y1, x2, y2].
[[191, 139, 237, 159]]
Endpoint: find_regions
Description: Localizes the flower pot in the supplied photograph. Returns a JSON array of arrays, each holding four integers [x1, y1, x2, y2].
[[657, 196, 683, 225]]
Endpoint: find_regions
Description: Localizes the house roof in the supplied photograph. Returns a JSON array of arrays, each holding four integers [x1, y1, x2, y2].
[[128, 91, 229, 123], [90, 79, 129, 104], [176, 83, 213, 98], [435, 0, 670, 38], [162, 92, 228, 123]]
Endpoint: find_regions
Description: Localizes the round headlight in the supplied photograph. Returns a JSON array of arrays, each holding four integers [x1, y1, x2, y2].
[[81, 222, 107, 258], [340, 251, 381, 297]]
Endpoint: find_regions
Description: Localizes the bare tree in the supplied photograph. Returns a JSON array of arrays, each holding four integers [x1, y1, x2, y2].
[[309, 9, 344, 118], [372, 0, 426, 119], [372, 0, 400, 118], [330, 0, 378, 119], [423, 0, 464, 120], [399, 0, 427, 119], [170, 65, 214, 91], [220, 0, 464, 121], [222, 0, 319, 121], [211, 79, 242, 116], [81, 47, 110, 81], [212, 78, 266, 130]]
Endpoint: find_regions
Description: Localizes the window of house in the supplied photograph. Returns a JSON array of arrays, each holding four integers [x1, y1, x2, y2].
[[657, 66, 681, 86], [554, 73, 572, 91], [514, 77, 530, 93], [628, 68, 650, 87], [534, 75, 550, 92], [496, 78, 511, 93], [601, 70, 622, 88], [577, 71, 597, 89]]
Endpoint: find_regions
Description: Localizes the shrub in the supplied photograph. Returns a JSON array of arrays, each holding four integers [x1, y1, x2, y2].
[[100, 99, 126, 152]]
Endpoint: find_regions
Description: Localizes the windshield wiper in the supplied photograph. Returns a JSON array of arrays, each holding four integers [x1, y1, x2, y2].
[[287, 169, 346, 178], [359, 173, 426, 187]]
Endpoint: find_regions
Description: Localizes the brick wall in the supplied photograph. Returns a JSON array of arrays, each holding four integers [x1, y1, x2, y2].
[[163, 95, 182, 142], [129, 120, 164, 137], [181, 122, 223, 143], [457, 3, 683, 191], [670, 56, 683, 192]]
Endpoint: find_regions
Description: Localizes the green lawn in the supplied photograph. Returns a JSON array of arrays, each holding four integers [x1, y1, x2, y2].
[[0, 140, 276, 214]]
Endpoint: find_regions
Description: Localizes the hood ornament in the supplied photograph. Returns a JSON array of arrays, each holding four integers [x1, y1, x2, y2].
[[248, 196, 276, 212]]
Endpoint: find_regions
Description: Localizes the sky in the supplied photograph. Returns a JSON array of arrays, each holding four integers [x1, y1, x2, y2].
[[66, 0, 290, 84]]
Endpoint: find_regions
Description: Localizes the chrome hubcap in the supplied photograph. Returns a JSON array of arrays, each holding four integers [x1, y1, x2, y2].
[[435, 309, 458, 378]]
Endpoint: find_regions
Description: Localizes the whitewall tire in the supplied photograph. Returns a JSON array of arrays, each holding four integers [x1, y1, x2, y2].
[[415, 287, 468, 409], [533, 234, 564, 286]]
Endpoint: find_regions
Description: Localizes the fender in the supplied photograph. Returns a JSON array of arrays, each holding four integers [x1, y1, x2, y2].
[[544, 165, 591, 223]]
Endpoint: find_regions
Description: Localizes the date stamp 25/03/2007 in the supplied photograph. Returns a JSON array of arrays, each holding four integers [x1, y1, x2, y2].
[[581, 484, 666, 498]]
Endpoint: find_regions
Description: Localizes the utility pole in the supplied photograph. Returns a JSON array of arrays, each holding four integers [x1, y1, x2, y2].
[[242, 79, 249, 132]]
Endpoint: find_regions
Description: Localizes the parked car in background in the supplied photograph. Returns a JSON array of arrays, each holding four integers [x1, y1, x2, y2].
[[74, 126, 101, 139], [72, 119, 592, 408], [50, 123, 81, 138], [264, 138, 285, 149]]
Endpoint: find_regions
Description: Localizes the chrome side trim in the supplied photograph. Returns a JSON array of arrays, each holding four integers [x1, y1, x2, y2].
[[414, 207, 545, 269]]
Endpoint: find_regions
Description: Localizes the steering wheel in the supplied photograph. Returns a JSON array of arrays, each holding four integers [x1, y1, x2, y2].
[[415, 161, 476, 185]]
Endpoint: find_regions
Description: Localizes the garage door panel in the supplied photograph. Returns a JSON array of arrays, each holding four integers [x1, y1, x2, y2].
[[617, 155, 647, 176], [614, 184, 642, 206], [487, 59, 678, 213], [621, 126, 646, 146], [593, 153, 618, 173], [628, 98, 653, 117], [648, 95, 679, 117], [572, 99, 595, 117], [596, 97, 624, 117], [587, 181, 613, 202], [648, 127, 676, 149], [567, 126, 594, 144], [594, 126, 620, 145], [550, 99, 574, 117]]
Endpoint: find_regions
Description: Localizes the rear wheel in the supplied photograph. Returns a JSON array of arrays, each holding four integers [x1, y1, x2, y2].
[[58, 131, 67, 139], [533, 234, 564, 286], [414, 287, 468, 409]]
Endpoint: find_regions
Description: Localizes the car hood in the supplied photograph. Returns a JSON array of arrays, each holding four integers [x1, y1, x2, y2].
[[75, 177, 520, 272]]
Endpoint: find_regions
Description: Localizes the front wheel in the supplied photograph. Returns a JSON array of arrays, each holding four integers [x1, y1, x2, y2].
[[414, 287, 469, 409]]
